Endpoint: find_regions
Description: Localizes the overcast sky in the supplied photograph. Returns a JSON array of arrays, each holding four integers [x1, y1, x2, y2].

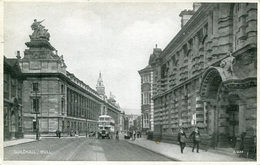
[[4, 2, 193, 114]]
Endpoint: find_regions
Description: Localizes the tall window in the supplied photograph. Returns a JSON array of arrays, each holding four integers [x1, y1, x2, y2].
[[142, 92, 151, 105], [18, 82, 22, 100], [61, 84, 64, 94], [33, 98, 39, 112], [33, 83, 39, 91], [61, 99, 65, 114], [4, 107, 8, 126], [67, 89, 70, 115], [4, 73, 9, 99], [142, 74, 151, 83], [11, 78, 16, 97]]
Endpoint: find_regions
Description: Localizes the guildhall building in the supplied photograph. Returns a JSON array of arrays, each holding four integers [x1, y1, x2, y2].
[[144, 3, 257, 157]]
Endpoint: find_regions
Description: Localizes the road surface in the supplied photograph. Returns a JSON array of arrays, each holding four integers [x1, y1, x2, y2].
[[4, 137, 173, 161]]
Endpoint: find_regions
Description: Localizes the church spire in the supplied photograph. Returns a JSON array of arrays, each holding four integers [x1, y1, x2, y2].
[[96, 72, 105, 96]]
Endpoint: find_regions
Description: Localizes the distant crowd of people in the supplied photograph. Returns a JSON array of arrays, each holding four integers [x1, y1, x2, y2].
[[124, 129, 142, 140]]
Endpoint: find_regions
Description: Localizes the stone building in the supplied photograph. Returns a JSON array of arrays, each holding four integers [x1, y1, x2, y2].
[[148, 3, 257, 155], [124, 113, 139, 130], [134, 116, 142, 131], [19, 20, 103, 136], [138, 45, 162, 131], [4, 56, 24, 140]]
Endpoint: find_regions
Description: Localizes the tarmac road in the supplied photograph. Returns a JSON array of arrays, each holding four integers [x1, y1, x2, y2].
[[4, 137, 173, 161]]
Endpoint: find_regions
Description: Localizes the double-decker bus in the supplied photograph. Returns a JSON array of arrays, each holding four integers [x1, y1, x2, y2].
[[98, 115, 115, 139]]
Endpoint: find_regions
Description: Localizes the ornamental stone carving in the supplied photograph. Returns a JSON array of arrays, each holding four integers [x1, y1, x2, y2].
[[219, 52, 236, 79], [30, 19, 50, 41]]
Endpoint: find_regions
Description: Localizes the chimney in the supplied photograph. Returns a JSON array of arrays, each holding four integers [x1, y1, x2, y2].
[[16, 51, 21, 59], [179, 3, 201, 28], [193, 3, 201, 12]]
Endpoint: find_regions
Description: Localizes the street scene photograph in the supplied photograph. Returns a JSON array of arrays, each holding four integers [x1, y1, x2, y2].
[[2, 1, 257, 163]]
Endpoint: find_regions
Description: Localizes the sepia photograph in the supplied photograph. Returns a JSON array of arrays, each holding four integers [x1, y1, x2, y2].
[[2, 1, 258, 163]]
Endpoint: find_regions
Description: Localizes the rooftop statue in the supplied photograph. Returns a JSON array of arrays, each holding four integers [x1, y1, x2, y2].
[[30, 19, 50, 41]]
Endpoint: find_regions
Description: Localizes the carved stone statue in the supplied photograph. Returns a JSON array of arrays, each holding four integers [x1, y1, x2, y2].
[[30, 19, 50, 41], [220, 52, 235, 78], [31, 19, 45, 31]]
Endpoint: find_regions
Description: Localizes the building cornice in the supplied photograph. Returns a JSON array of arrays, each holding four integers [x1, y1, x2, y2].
[[159, 3, 214, 63], [22, 72, 103, 102]]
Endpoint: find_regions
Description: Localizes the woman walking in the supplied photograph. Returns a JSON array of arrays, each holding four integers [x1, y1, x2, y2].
[[178, 128, 187, 154]]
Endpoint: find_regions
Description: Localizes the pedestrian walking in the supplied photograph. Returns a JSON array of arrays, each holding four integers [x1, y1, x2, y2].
[[189, 127, 201, 153], [116, 130, 119, 141], [178, 128, 187, 154], [133, 130, 136, 140]]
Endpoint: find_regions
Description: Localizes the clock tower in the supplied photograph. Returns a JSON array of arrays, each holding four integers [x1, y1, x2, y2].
[[96, 72, 105, 96]]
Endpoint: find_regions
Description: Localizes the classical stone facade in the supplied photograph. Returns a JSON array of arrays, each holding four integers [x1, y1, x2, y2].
[[148, 3, 257, 156], [19, 20, 105, 136], [4, 56, 24, 140]]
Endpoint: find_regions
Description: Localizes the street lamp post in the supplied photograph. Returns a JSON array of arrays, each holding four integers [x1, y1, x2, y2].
[[31, 85, 40, 140], [35, 89, 40, 140], [36, 112, 39, 140]]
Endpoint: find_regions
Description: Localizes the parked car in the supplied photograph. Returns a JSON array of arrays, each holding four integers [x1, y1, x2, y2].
[[124, 131, 131, 139]]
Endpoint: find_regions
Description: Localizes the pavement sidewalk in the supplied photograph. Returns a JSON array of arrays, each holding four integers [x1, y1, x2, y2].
[[126, 136, 253, 162], [3, 135, 89, 148], [4, 138, 37, 148]]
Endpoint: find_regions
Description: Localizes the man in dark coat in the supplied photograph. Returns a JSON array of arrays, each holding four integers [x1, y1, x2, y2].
[[178, 128, 187, 154], [189, 127, 201, 153]]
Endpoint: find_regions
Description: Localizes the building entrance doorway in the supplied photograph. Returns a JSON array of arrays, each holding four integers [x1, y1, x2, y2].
[[226, 104, 239, 148]]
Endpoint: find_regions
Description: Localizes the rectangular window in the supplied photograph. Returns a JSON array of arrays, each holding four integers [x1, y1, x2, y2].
[[11, 78, 16, 97], [33, 98, 39, 112], [4, 73, 9, 99], [18, 82, 22, 100], [148, 93, 151, 104], [4, 107, 8, 126], [61, 84, 64, 94], [67, 89, 70, 115], [143, 93, 150, 105], [143, 74, 151, 83], [33, 83, 39, 91], [61, 99, 65, 114]]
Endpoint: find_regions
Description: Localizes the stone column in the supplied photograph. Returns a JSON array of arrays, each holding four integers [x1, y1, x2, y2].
[[11, 113, 16, 139], [217, 103, 229, 148], [238, 103, 246, 134], [195, 94, 204, 125]]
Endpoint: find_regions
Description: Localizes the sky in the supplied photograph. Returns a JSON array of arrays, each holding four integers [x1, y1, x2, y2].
[[4, 1, 193, 114]]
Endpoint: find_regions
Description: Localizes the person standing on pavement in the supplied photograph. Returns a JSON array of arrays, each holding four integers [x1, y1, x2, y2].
[[189, 127, 201, 153], [132, 130, 136, 140], [178, 128, 187, 154], [116, 130, 119, 141]]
